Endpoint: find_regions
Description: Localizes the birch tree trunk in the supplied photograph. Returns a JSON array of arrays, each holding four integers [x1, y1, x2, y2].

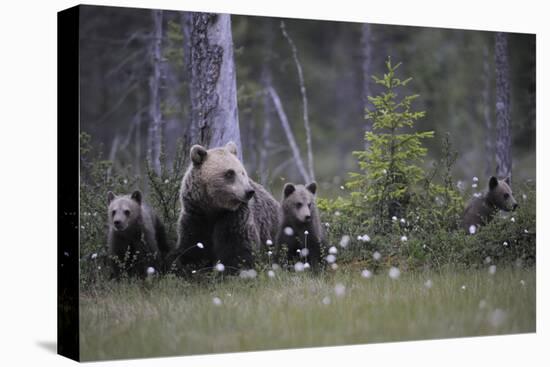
[[148, 9, 163, 174], [259, 20, 274, 185], [495, 32, 512, 180], [187, 13, 242, 159], [482, 45, 494, 177]]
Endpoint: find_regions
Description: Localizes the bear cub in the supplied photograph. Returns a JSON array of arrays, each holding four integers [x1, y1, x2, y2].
[[173, 142, 281, 274], [107, 190, 170, 278], [462, 176, 518, 232], [276, 182, 323, 271]]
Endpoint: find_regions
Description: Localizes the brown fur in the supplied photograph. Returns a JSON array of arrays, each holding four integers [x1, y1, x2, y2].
[[276, 182, 324, 271], [462, 176, 518, 232], [107, 190, 170, 278], [172, 142, 281, 273]]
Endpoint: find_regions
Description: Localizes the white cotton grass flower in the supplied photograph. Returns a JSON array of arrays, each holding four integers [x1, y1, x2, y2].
[[196, 242, 204, 249], [488, 309, 507, 328], [294, 262, 305, 272], [334, 283, 346, 297], [520, 279, 525, 286], [461, 285, 467, 291], [340, 185, 345, 190], [303, 262, 311, 270], [524, 229, 529, 234], [267, 270, 275, 278], [473, 192, 482, 198], [473, 176, 479, 182], [91, 253, 98, 260], [522, 193, 527, 200], [503, 241, 509, 247], [300, 248, 310, 257], [266, 239, 273, 246], [382, 169, 387, 175], [164, 179, 169, 184], [296, 249, 301, 254], [472, 183, 478, 189], [400, 235, 408, 242], [335, 211, 341, 217], [322, 296, 331, 305], [388, 267, 401, 280], [392, 216, 398, 222], [361, 269, 372, 279], [239, 269, 257, 279], [484, 256, 492, 264], [424, 279, 433, 289], [304, 230, 309, 235], [328, 246, 338, 255], [212, 297, 222, 306], [331, 263, 339, 270], [191, 270, 197, 274], [284, 226, 294, 236], [324, 222, 330, 228], [488, 265, 497, 275], [457, 180, 464, 190], [510, 217, 516, 223], [123, 179, 128, 184], [339, 235, 351, 248], [64, 251, 69, 257], [358, 234, 371, 242], [272, 263, 280, 270], [267, 250, 273, 256], [373, 251, 382, 261], [469, 225, 477, 235], [400, 218, 406, 224], [215, 263, 225, 272], [146, 267, 155, 276], [326, 254, 336, 264]]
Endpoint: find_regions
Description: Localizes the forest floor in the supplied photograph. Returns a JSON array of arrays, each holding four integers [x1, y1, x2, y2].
[[79, 265, 535, 361]]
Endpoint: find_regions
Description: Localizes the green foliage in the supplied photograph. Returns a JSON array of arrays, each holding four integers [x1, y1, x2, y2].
[[347, 59, 433, 232]]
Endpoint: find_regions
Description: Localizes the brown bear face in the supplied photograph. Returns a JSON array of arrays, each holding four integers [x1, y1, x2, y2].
[[282, 182, 317, 224], [107, 190, 142, 231], [190, 142, 255, 211], [487, 176, 518, 212]]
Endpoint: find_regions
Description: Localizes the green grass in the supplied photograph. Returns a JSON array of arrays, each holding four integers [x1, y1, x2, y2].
[[79, 265, 535, 361]]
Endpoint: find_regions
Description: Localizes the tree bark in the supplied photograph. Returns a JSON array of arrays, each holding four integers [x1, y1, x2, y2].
[[259, 20, 274, 185], [187, 13, 242, 159], [148, 9, 163, 174], [495, 32, 512, 180], [361, 23, 373, 149], [280, 21, 315, 182], [267, 86, 311, 183], [482, 45, 494, 177]]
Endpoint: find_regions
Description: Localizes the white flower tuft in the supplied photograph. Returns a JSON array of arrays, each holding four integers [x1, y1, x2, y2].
[[520, 279, 525, 286], [328, 246, 338, 255], [146, 267, 155, 276], [503, 241, 509, 247], [461, 285, 466, 291], [424, 279, 433, 289], [303, 262, 311, 270], [326, 254, 336, 264], [284, 226, 294, 236], [215, 263, 225, 272], [334, 211, 341, 217], [472, 183, 478, 189], [473, 176, 479, 182], [91, 253, 98, 260], [300, 248, 309, 257], [322, 296, 331, 305], [267, 250, 273, 256], [331, 263, 339, 270], [294, 262, 305, 272], [373, 251, 382, 261], [324, 222, 330, 228], [484, 256, 492, 264], [400, 235, 408, 242], [272, 263, 280, 270], [266, 239, 273, 246], [388, 267, 401, 279], [267, 270, 275, 278], [334, 283, 346, 297], [304, 230, 309, 235], [510, 217, 516, 223], [340, 185, 345, 190], [164, 179, 169, 184], [239, 269, 257, 279], [196, 242, 204, 249], [212, 297, 222, 306], [469, 225, 477, 235], [400, 218, 406, 224], [488, 265, 497, 275], [361, 269, 372, 279], [339, 235, 350, 248], [392, 216, 397, 222]]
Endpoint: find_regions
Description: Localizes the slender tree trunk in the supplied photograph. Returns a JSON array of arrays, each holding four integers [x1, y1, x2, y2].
[[148, 9, 163, 174], [259, 20, 274, 185], [135, 89, 142, 177], [187, 13, 242, 159], [495, 32, 512, 180], [482, 45, 494, 177], [267, 86, 310, 183], [361, 23, 373, 149], [280, 21, 315, 182]]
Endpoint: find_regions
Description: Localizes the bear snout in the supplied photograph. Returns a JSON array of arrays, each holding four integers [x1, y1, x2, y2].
[[245, 189, 255, 200], [305, 214, 312, 222], [113, 220, 124, 230]]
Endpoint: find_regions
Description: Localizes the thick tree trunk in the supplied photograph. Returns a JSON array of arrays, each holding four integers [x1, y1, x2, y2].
[[187, 13, 242, 159], [148, 9, 163, 174], [495, 32, 512, 180], [482, 45, 494, 177], [259, 20, 274, 186]]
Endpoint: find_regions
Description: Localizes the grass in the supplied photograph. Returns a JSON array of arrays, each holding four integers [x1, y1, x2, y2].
[[79, 265, 535, 361]]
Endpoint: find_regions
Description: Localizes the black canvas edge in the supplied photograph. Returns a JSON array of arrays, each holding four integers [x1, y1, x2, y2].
[[57, 5, 80, 362]]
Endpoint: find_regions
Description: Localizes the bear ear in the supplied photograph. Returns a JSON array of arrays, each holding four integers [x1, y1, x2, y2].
[[225, 141, 238, 156], [190, 145, 208, 165], [131, 190, 142, 205], [107, 191, 116, 204], [504, 176, 511, 186], [489, 176, 499, 191], [283, 183, 296, 198], [306, 182, 317, 195]]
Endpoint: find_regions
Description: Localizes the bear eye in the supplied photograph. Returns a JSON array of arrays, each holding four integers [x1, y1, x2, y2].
[[123, 210, 130, 216], [111, 210, 116, 217], [504, 193, 510, 199], [308, 203, 312, 208], [224, 169, 235, 180], [296, 202, 303, 209]]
